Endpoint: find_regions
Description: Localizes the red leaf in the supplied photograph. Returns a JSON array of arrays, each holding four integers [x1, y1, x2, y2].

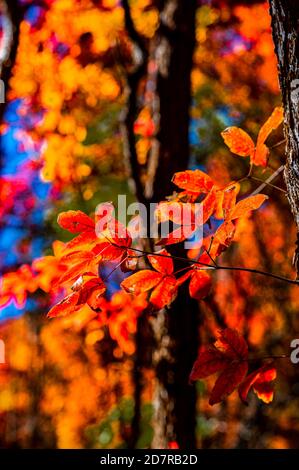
[[209, 361, 248, 405], [57, 210, 95, 234], [47, 291, 80, 318], [189, 346, 229, 381], [57, 252, 100, 286], [189, 270, 211, 300], [148, 249, 174, 275], [121, 270, 162, 295], [238, 363, 277, 404], [149, 275, 177, 309], [215, 328, 248, 361]]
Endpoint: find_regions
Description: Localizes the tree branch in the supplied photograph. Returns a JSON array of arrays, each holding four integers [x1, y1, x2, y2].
[[122, 245, 299, 286]]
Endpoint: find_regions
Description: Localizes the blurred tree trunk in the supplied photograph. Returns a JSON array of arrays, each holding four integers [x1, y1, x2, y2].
[[122, 0, 199, 449], [269, 0, 299, 276], [0, 0, 24, 167]]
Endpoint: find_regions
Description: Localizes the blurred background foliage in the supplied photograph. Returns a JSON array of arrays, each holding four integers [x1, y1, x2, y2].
[[0, 0, 298, 449]]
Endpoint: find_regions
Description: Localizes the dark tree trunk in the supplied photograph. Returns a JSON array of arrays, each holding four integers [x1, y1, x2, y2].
[[148, 3, 199, 448], [122, 0, 199, 448], [269, 0, 299, 275], [0, 0, 24, 168]]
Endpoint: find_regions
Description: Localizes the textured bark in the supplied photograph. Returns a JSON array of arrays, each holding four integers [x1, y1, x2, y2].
[[269, 0, 299, 275], [122, 0, 199, 448]]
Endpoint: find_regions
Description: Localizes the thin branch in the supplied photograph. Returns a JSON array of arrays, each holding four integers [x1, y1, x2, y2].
[[250, 164, 284, 196], [115, 245, 299, 286], [269, 139, 286, 149], [249, 175, 286, 194]]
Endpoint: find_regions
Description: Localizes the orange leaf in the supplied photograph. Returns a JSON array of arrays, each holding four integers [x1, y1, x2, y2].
[[253, 108, 283, 167], [58, 210, 95, 234], [252, 143, 269, 167], [172, 170, 214, 194], [222, 185, 239, 219], [221, 127, 255, 158], [149, 275, 177, 309], [201, 189, 217, 224], [255, 107, 283, 152], [121, 270, 162, 295], [148, 249, 174, 275], [57, 251, 101, 287], [210, 220, 236, 257], [238, 363, 277, 404], [228, 194, 268, 220], [47, 291, 80, 318]]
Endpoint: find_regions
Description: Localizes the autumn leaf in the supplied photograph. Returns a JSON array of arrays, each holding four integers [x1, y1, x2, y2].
[[121, 249, 177, 309], [190, 346, 229, 381], [209, 361, 248, 405], [215, 328, 248, 361], [228, 194, 268, 220], [47, 291, 81, 318], [254, 107, 284, 166], [190, 328, 250, 405], [189, 270, 212, 300], [172, 169, 215, 194], [221, 127, 255, 158], [148, 249, 174, 275], [149, 275, 178, 309], [56, 251, 101, 286], [57, 210, 95, 233], [221, 107, 283, 167], [121, 270, 162, 295], [238, 363, 277, 404]]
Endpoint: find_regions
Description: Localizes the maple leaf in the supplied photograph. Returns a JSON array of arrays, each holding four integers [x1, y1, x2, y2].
[[190, 328, 249, 405], [190, 346, 230, 381], [238, 363, 277, 404], [221, 107, 283, 167], [215, 328, 248, 360], [209, 361, 248, 405]]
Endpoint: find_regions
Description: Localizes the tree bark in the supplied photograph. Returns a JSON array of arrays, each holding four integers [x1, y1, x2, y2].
[[269, 0, 299, 275]]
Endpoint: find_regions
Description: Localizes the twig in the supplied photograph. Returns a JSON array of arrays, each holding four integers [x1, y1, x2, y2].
[[114, 245, 299, 286]]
